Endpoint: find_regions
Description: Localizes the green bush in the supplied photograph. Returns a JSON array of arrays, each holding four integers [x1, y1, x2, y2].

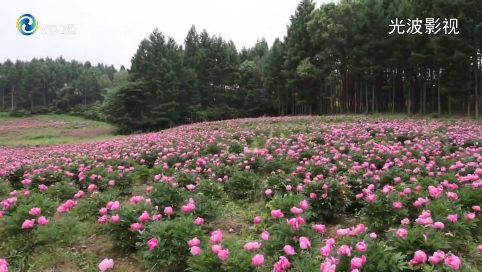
[[138, 216, 205, 271], [104, 202, 154, 254], [224, 171, 262, 201]]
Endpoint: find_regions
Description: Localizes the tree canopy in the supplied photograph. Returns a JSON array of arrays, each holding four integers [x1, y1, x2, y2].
[[1, 0, 481, 133]]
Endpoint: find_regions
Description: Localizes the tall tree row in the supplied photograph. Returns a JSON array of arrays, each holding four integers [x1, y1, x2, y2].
[[0, 57, 127, 118], [1, 0, 481, 133]]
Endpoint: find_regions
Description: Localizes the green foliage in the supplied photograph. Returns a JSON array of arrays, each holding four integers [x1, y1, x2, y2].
[[71, 189, 122, 221], [266, 193, 306, 216], [361, 192, 409, 232], [175, 172, 197, 188], [0, 181, 13, 198], [201, 143, 223, 156], [228, 142, 244, 154], [189, 195, 221, 222], [149, 181, 185, 211], [456, 187, 482, 210], [264, 173, 300, 198], [0, 193, 60, 265], [261, 157, 295, 174], [196, 179, 226, 200], [262, 222, 320, 262], [223, 171, 262, 201], [389, 226, 450, 258], [139, 151, 159, 169], [1, 116, 482, 271], [3, 0, 479, 130], [132, 164, 151, 183], [34, 215, 84, 247], [7, 166, 33, 190], [187, 238, 258, 272], [104, 202, 154, 254], [138, 216, 205, 271], [305, 178, 349, 222], [1, 193, 59, 237], [45, 182, 79, 201], [360, 240, 409, 271]]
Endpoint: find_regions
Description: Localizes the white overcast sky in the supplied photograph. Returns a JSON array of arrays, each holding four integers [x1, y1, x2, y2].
[[0, 0, 333, 70]]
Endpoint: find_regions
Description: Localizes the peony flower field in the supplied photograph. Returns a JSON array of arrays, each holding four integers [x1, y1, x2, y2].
[[0, 116, 481, 271]]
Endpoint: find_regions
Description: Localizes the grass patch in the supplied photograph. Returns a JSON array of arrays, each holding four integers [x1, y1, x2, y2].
[[0, 114, 118, 146], [0, 134, 122, 146], [35, 114, 112, 128]]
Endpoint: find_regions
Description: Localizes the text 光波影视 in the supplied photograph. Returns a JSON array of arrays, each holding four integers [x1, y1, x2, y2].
[[388, 18, 458, 35]]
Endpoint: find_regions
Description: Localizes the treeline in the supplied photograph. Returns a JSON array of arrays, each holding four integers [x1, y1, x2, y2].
[[1, 0, 481, 133], [0, 58, 127, 119]]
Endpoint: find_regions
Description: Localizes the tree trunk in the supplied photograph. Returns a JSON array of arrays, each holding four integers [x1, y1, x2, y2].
[[371, 76, 375, 114], [422, 73, 426, 115], [474, 50, 479, 118], [365, 83, 368, 113], [10, 86, 14, 110], [468, 99, 471, 117], [392, 70, 395, 114], [359, 81, 363, 113], [437, 71, 441, 116], [448, 95, 452, 117], [43, 84, 47, 106], [354, 81, 357, 113]]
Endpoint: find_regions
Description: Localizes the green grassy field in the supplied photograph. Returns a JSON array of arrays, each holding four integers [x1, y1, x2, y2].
[[0, 114, 120, 146]]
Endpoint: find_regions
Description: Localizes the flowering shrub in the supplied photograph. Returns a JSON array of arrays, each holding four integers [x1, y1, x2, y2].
[[0, 116, 481, 271], [224, 171, 263, 201], [304, 178, 349, 222], [138, 216, 205, 271], [103, 201, 154, 253]]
